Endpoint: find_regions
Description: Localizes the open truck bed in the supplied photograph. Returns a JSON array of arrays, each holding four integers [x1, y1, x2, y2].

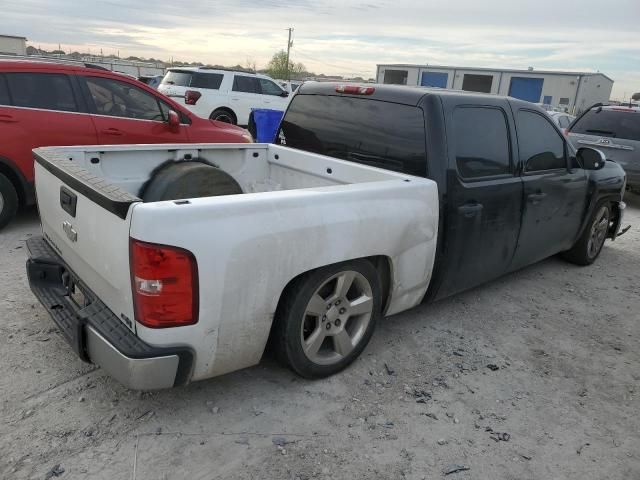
[[27, 143, 439, 388]]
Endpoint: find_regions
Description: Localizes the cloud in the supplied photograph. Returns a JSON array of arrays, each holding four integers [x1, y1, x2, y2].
[[3, 0, 639, 97]]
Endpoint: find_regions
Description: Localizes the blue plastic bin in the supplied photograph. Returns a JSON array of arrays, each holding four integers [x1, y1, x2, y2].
[[250, 108, 284, 143]]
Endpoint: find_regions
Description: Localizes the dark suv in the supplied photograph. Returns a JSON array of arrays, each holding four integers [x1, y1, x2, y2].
[[568, 105, 640, 191]]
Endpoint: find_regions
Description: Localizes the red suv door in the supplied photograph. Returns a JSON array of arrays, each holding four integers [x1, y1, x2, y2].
[[80, 75, 190, 144], [0, 71, 98, 184]]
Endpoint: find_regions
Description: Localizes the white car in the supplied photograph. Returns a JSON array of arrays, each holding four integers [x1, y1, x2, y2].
[[547, 111, 576, 130], [158, 67, 290, 125]]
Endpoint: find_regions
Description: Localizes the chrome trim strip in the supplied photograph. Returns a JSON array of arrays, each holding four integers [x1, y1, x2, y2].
[[86, 326, 179, 390], [576, 140, 634, 151]]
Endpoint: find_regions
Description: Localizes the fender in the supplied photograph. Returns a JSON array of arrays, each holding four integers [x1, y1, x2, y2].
[[0, 156, 35, 206], [575, 160, 626, 240]]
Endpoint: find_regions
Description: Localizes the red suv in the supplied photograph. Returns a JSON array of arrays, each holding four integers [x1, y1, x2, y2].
[[0, 60, 252, 229]]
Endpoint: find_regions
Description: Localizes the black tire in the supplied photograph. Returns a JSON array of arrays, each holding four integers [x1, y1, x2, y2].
[[141, 161, 242, 202], [0, 173, 19, 230], [273, 259, 381, 379], [562, 202, 611, 265], [209, 109, 237, 125]]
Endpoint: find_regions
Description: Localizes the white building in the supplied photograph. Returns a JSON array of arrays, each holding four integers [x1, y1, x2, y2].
[[376, 64, 613, 114], [0, 34, 27, 56]]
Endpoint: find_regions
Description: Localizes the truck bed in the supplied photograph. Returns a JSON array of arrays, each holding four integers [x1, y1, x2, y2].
[[32, 143, 439, 382]]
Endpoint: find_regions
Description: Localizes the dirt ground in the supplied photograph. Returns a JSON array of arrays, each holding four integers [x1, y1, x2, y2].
[[1, 194, 639, 480]]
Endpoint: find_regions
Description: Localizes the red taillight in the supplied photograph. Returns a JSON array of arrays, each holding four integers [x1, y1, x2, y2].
[[130, 239, 198, 328], [335, 85, 375, 95], [185, 90, 202, 105]]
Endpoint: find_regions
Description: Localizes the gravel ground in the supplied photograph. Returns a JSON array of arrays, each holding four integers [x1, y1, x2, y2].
[[1, 194, 639, 480]]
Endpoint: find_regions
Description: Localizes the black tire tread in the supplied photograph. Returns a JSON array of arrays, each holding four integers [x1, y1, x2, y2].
[[141, 161, 242, 202], [210, 108, 237, 125], [0, 172, 19, 230], [562, 201, 611, 266], [273, 259, 381, 379]]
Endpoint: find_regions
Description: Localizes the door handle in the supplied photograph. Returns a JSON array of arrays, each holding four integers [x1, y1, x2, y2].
[[101, 128, 124, 136], [527, 192, 547, 204], [0, 114, 18, 123], [457, 202, 483, 218]]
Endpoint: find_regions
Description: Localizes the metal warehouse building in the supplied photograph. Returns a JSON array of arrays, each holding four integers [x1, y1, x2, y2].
[[0, 34, 27, 56], [376, 64, 613, 114]]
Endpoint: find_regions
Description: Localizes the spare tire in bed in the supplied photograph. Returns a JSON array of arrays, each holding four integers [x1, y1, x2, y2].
[[141, 161, 243, 202]]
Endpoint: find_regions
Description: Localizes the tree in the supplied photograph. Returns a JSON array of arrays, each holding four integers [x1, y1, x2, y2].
[[266, 50, 305, 80]]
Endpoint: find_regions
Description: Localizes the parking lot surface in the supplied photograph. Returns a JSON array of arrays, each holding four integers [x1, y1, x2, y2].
[[1, 195, 639, 480]]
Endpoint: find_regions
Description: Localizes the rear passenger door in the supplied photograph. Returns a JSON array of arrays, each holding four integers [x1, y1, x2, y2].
[[510, 108, 587, 269], [437, 99, 523, 297], [0, 72, 97, 181], [230, 75, 262, 125]]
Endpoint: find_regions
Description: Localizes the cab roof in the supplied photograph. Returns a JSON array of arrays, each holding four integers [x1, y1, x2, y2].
[[297, 81, 518, 107]]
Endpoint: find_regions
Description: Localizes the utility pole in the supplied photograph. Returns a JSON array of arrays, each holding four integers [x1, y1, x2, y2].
[[285, 27, 294, 80]]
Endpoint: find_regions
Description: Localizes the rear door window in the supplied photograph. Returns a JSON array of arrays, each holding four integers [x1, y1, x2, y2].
[[570, 109, 640, 141], [0, 75, 10, 105], [232, 75, 260, 94], [5, 73, 78, 112], [452, 106, 511, 178], [191, 73, 223, 89], [161, 70, 193, 87], [517, 110, 566, 172], [279, 95, 427, 177]]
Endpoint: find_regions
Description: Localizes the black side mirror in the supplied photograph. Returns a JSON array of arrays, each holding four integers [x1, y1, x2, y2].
[[280, 91, 289, 97], [576, 147, 606, 170]]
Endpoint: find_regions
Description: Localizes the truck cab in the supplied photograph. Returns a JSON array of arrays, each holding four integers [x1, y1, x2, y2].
[[278, 83, 627, 301]]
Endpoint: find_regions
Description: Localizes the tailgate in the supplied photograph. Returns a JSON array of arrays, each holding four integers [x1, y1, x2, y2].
[[33, 147, 139, 330]]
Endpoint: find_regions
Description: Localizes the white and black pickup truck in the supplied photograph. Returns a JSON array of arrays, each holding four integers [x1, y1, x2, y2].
[[27, 83, 627, 389], [27, 142, 438, 389]]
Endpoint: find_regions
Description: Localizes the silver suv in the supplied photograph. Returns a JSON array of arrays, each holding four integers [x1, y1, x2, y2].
[[568, 105, 640, 191]]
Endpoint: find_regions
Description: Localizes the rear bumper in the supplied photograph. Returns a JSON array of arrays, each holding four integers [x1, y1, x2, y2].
[[25, 236, 193, 390]]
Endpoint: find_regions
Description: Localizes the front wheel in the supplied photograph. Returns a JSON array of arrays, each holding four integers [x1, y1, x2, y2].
[[273, 260, 381, 379], [562, 203, 611, 265]]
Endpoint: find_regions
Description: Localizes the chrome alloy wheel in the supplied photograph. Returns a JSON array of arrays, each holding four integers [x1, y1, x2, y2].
[[300, 270, 374, 365]]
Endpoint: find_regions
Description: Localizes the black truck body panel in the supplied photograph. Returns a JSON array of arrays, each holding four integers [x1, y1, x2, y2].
[[282, 83, 627, 303]]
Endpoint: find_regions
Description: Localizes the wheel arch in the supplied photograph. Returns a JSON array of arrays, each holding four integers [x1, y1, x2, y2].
[[209, 106, 237, 123], [0, 156, 31, 207], [266, 255, 393, 354]]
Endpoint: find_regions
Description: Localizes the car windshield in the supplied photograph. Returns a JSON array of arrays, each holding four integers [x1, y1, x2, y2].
[[571, 109, 640, 141], [161, 70, 192, 86]]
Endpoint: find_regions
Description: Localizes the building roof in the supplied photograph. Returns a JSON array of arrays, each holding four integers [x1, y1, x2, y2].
[[0, 34, 27, 40], [377, 64, 613, 83]]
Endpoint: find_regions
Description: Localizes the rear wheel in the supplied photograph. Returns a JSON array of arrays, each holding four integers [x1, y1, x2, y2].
[[209, 109, 237, 125], [0, 173, 19, 230], [562, 202, 611, 265], [273, 260, 381, 379]]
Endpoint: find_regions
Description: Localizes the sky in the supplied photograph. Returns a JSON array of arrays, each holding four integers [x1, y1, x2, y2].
[[3, 0, 639, 99]]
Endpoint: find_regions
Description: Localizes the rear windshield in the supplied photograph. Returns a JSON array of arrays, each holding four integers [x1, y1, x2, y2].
[[571, 109, 640, 141], [161, 71, 223, 90], [279, 95, 427, 177]]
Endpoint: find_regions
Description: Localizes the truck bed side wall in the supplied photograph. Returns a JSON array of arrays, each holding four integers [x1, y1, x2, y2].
[[130, 178, 438, 379]]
